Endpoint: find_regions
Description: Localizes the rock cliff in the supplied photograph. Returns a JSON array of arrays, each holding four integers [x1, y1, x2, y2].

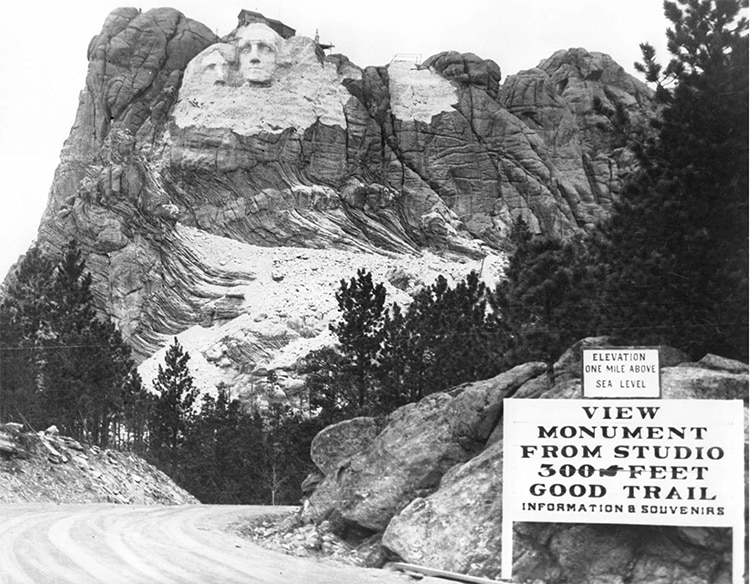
[[21, 8, 654, 400]]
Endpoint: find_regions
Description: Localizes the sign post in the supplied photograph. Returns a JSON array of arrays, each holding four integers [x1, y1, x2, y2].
[[501, 398, 745, 583]]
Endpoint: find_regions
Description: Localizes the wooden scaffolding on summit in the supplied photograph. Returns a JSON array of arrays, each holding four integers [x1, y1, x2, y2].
[[237, 9, 296, 38]]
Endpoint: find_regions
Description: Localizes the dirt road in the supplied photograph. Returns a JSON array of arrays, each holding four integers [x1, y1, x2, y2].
[[0, 504, 431, 584]]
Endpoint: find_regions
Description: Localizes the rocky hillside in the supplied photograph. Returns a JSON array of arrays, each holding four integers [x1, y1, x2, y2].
[[289, 338, 748, 584], [0, 423, 196, 505], [18, 8, 655, 403]]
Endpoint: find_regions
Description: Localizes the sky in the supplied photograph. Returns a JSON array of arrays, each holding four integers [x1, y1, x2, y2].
[[0, 0, 671, 279]]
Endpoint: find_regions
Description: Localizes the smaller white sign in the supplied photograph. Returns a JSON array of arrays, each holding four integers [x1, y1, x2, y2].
[[582, 348, 660, 398]]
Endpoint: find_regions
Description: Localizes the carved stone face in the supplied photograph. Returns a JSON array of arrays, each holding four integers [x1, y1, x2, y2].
[[236, 24, 281, 84], [199, 45, 233, 85]]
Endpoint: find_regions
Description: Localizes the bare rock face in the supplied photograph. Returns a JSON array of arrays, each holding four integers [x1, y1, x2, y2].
[[498, 48, 653, 234], [423, 51, 502, 98], [165, 25, 487, 258], [131, 227, 490, 408], [302, 362, 546, 532], [377, 339, 746, 583], [310, 417, 379, 476], [24, 8, 655, 400], [37, 8, 219, 354], [380, 435, 506, 575]]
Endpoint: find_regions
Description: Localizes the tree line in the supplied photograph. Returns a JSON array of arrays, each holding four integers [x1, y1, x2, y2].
[[146, 338, 318, 505], [0, 242, 316, 504], [503, 0, 747, 366], [0, 241, 135, 447], [300, 269, 507, 422]]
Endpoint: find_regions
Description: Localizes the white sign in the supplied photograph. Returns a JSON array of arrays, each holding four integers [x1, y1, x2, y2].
[[501, 398, 745, 582], [582, 348, 661, 398]]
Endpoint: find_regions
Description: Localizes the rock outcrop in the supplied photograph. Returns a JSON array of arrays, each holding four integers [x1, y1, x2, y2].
[[303, 362, 547, 532], [310, 417, 379, 476], [18, 8, 655, 403], [303, 338, 747, 583]]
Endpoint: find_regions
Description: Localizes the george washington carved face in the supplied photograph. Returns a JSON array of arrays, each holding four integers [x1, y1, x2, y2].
[[236, 24, 282, 84]]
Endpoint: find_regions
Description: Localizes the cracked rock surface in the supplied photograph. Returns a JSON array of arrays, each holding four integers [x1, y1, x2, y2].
[[23, 8, 654, 405]]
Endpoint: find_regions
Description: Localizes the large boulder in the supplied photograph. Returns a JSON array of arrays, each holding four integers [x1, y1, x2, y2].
[[380, 348, 747, 583], [662, 362, 748, 400], [310, 417, 379, 476], [513, 522, 733, 584], [303, 362, 547, 532], [381, 436, 507, 576]]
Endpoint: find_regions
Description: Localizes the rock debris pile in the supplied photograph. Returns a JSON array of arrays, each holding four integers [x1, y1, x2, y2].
[[235, 511, 385, 568], [0, 424, 196, 505]]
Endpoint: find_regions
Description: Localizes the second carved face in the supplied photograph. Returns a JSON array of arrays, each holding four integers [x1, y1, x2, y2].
[[237, 24, 280, 84]]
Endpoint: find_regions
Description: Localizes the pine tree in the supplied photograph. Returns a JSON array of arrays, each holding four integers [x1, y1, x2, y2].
[[149, 337, 199, 476], [0, 245, 55, 425], [39, 241, 134, 445], [180, 388, 239, 503], [327, 270, 506, 409], [47, 241, 98, 330], [121, 369, 151, 453], [261, 404, 319, 505], [383, 272, 504, 399], [427, 271, 503, 387], [377, 303, 416, 408], [598, 0, 748, 359], [330, 269, 387, 410], [1, 241, 136, 445], [298, 347, 358, 422], [307, 269, 509, 418], [492, 221, 598, 373]]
